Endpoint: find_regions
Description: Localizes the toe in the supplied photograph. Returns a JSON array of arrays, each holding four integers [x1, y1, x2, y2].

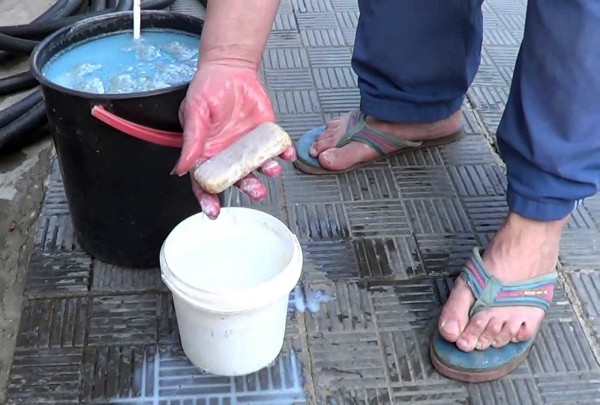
[[438, 278, 475, 343], [516, 319, 540, 342], [492, 319, 522, 348], [311, 133, 339, 156], [456, 311, 492, 352], [318, 142, 377, 171], [475, 317, 503, 351]]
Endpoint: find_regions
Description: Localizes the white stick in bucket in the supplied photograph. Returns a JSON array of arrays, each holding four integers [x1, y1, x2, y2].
[[133, 0, 141, 39]]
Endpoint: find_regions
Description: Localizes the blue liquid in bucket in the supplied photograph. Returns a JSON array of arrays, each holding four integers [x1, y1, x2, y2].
[[42, 29, 200, 94]]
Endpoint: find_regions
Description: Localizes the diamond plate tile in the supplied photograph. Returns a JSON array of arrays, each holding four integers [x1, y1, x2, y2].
[[369, 279, 438, 331], [307, 47, 352, 67], [272, 13, 297, 31], [265, 68, 314, 90], [288, 202, 350, 240], [271, 89, 320, 114], [469, 86, 509, 110], [15, 298, 88, 349], [263, 48, 309, 69], [565, 272, 600, 349], [565, 204, 596, 230], [158, 293, 180, 345], [483, 29, 520, 46], [582, 194, 600, 228], [90, 261, 164, 293], [321, 388, 391, 404], [305, 282, 375, 333], [393, 167, 455, 199], [404, 198, 472, 234], [449, 165, 506, 197], [312, 67, 357, 89], [330, 0, 359, 11], [338, 168, 400, 202], [389, 146, 445, 167], [559, 230, 600, 270], [467, 378, 543, 405], [353, 237, 424, 279], [275, 113, 324, 140], [345, 200, 411, 238], [7, 348, 82, 404], [536, 374, 600, 405], [301, 29, 345, 47], [40, 177, 69, 216], [391, 384, 468, 404], [461, 106, 485, 135], [336, 11, 359, 29], [497, 13, 525, 32], [309, 332, 387, 388], [25, 251, 91, 296], [266, 31, 302, 48], [416, 233, 479, 276], [88, 294, 158, 345], [34, 213, 80, 251]]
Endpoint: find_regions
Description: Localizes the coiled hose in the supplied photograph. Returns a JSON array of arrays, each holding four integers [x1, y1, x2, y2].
[[0, 0, 188, 153]]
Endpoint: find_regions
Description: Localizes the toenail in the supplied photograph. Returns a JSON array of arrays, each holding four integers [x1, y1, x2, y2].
[[321, 150, 334, 163], [476, 341, 484, 350], [441, 320, 459, 336], [309, 145, 317, 157], [457, 338, 469, 347]]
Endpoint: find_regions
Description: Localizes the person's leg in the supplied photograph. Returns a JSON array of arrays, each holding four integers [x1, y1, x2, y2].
[[439, 0, 600, 355], [299, 0, 484, 172]]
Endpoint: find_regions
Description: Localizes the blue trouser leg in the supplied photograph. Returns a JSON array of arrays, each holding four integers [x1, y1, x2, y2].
[[497, 0, 600, 221], [352, 0, 484, 123]]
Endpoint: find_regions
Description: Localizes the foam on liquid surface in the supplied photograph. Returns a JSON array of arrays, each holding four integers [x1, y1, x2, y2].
[[42, 29, 200, 94]]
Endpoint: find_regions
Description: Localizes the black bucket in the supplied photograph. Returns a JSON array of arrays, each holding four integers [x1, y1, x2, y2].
[[30, 11, 218, 268]]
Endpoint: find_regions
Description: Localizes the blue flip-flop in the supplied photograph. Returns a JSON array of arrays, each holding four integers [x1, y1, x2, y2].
[[430, 247, 557, 383], [293, 108, 464, 175]]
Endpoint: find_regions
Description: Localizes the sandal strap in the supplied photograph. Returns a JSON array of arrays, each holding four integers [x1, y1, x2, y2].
[[335, 109, 422, 155], [460, 247, 557, 316]]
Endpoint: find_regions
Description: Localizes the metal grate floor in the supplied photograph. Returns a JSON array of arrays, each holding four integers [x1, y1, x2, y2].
[[7, 0, 600, 403]]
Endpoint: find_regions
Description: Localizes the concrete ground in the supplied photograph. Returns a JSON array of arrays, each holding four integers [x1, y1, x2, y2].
[[3, 0, 600, 404], [0, 2, 55, 403]]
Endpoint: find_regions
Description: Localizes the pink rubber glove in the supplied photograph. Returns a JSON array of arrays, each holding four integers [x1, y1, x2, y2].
[[173, 62, 296, 219]]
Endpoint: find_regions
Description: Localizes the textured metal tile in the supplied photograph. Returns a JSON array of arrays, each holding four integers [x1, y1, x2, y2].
[[393, 167, 455, 198], [90, 261, 164, 293], [338, 168, 400, 202], [536, 374, 600, 405], [369, 279, 438, 331], [317, 88, 360, 113], [468, 85, 509, 110], [582, 194, 600, 228], [477, 109, 504, 135], [565, 204, 597, 230], [88, 294, 158, 345], [272, 13, 297, 31], [15, 298, 88, 349], [416, 233, 479, 276], [559, 230, 600, 270], [271, 89, 320, 114], [467, 378, 543, 405], [7, 348, 82, 404], [345, 200, 411, 238], [275, 113, 324, 140], [461, 196, 508, 234], [341, 28, 356, 46], [449, 165, 506, 197], [301, 239, 359, 280], [281, 169, 343, 203], [301, 29, 345, 47], [25, 251, 91, 296], [295, 12, 338, 29], [292, 0, 334, 13], [263, 48, 309, 69], [265, 68, 314, 90], [565, 272, 600, 350], [34, 213, 80, 251], [288, 202, 350, 240], [353, 237, 425, 279], [312, 66, 357, 89], [461, 106, 485, 135], [305, 282, 375, 333], [307, 47, 352, 67], [404, 198, 472, 234], [266, 30, 303, 48], [321, 388, 391, 404], [336, 11, 359, 29], [389, 146, 445, 167], [440, 135, 499, 165], [330, 0, 360, 11], [483, 29, 520, 46], [391, 384, 468, 404], [309, 331, 387, 388]]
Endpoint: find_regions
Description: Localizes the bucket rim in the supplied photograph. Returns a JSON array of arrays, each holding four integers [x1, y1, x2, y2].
[[159, 207, 303, 314], [29, 10, 204, 101]]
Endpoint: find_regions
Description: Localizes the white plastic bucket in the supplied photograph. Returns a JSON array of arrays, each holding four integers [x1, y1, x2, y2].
[[159, 207, 303, 376]]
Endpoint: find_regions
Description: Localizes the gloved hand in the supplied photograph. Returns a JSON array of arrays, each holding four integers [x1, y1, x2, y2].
[[174, 62, 296, 218]]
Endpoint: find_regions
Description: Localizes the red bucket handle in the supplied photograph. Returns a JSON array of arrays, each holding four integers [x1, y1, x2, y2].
[[91, 105, 184, 148]]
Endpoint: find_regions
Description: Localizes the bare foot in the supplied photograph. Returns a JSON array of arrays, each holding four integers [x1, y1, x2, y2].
[[310, 110, 462, 172], [438, 212, 568, 352]]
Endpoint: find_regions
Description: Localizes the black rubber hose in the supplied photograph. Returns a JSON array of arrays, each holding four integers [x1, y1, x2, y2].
[[107, 0, 118, 7], [0, 102, 47, 151], [0, 122, 50, 156], [0, 71, 37, 96], [0, 91, 43, 128], [0, 33, 38, 54], [142, 0, 177, 9], [116, 0, 134, 11], [90, 0, 107, 12]]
